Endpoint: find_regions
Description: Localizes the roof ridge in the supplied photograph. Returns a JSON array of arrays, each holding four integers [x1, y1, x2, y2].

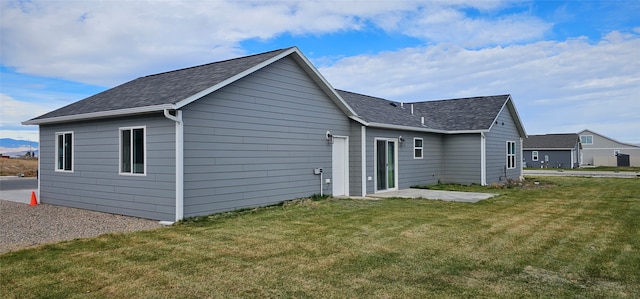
[[413, 94, 511, 104], [336, 89, 407, 105], [337, 89, 390, 100], [142, 47, 291, 79]]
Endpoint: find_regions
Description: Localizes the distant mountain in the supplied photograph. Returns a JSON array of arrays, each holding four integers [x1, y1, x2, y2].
[[0, 138, 38, 148], [0, 138, 39, 157]]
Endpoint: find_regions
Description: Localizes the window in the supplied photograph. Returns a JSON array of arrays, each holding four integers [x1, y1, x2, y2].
[[506, 141, 516, 169], [580, 135, 593, 145], [532, 151, 539, 161], [413, 138, 423, 159], [120, 127, 146, 175], [55, 132, 73, 171]]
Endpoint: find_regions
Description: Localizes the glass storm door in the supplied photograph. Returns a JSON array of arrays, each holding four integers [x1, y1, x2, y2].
[[376, 139, 397, 191]]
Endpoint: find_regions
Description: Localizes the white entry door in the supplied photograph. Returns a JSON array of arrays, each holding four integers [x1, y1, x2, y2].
[[332, 136, 349, 196]]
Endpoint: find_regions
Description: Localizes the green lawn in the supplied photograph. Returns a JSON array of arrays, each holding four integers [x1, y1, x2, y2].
[[524, 166, 640, 172], [1, 177, 639, 298]]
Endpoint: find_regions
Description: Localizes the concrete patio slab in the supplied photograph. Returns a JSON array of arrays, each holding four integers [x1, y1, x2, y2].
[[366, 189, 497, 203]]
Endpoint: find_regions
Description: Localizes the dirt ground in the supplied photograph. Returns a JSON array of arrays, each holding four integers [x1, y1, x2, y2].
[[0, 158, 38, 177]]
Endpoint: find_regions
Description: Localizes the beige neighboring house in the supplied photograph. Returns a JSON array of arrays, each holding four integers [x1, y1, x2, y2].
[[578, 129, 640, 167]]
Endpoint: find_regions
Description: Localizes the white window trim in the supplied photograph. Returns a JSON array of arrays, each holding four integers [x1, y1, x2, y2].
[[506, 141, 516, 169], [413, 137, 423, 159], [55, 131, 74, 172], [532, 151, 538, 161], [580, 135, 593, 145], [119, 126, 147, 176]]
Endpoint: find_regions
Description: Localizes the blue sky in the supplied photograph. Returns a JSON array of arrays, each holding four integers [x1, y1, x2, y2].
[[1, 0, 639, 146]]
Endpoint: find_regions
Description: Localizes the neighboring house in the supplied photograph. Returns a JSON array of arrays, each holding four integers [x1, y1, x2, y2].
[[523, 134, 581, 169], [24, 47, 527, 222], [578, 129, 640, 167]]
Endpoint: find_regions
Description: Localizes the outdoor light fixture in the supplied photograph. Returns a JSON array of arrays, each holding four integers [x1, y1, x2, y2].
[[326, 131, 334, 144], [399, 136, 405, 144]]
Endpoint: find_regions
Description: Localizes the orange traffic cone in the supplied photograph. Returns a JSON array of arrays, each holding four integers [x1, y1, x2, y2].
[[29, 191, 38, 206]]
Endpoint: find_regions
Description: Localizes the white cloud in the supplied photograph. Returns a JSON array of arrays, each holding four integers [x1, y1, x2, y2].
[[2, 0, 637, 143], [1, 0, 549, 86], [320, 32, 640, 143], [0, 94, 54, 141], [390, 6, 551, 47], [0, 94, 55, 127]]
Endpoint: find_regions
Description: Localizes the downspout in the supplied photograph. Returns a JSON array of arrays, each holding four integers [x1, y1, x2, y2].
[[361, 126, 367, 197], [480, 132, 487, 186], [37, 136, 41, 203], [519, 137, 524, 180], [164, 109, 184, 222]]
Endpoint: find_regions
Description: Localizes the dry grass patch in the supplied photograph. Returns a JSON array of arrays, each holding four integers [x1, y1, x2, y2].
[[0, 157, 38, 176], [1, 177, 639, 298]]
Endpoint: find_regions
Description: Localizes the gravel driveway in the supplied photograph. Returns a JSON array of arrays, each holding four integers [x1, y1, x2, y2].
[[0, 200, 164, 254]]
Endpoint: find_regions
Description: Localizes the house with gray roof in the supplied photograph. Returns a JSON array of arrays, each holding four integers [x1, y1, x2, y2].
[[578, 129, 640, 167], [24, 47, 527, 222], [523, 134, 581, 169]]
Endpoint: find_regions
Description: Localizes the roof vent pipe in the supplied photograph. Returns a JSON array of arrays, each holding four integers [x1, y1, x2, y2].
[[421, 116, 424, 126], [411, 104, 414, 115], [401, 102, 404, 108]]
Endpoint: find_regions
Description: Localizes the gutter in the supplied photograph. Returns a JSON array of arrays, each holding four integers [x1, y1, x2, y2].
[[163, 109, 184, 222], [22, 104, 175, 125], [348, 116, 489, 135]]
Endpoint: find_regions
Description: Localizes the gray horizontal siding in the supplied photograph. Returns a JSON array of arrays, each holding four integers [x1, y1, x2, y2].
[[182, 56, 351, 217], [442, 134, 481, 185], [398, 132, 443, 188], [348, 122, 363, 196], [38, 114, 176, 220], [485, 106, 522, 183], [364, 128, 442, 194], [523, 150, 573, 169]]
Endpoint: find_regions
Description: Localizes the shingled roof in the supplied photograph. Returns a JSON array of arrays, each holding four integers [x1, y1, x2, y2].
[[25, 48, 290, 123], [24, 46, 525, 137], [338, 90, 514, 132], [523, 134, 581, 149]]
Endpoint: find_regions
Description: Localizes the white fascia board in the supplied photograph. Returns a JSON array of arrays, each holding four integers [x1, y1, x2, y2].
[[508, 96, 528, 137], [488, 96, 527, 138], [22, 104, 175, 125], [172, 46, 359, 119], [174, 48, 299, 109], [176, 48, 294, 109], [288, 48, 358, 117], [488, 101, 505, 131], [349, 115, 368, 126], [506, 96, 527, 137]]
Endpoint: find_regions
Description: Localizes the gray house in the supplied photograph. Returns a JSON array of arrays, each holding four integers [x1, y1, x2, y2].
[[578, 129, 640, 167], [523, 134, 581, 169], [338, 90, 526, 193], [24, 47, 527, 221]]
